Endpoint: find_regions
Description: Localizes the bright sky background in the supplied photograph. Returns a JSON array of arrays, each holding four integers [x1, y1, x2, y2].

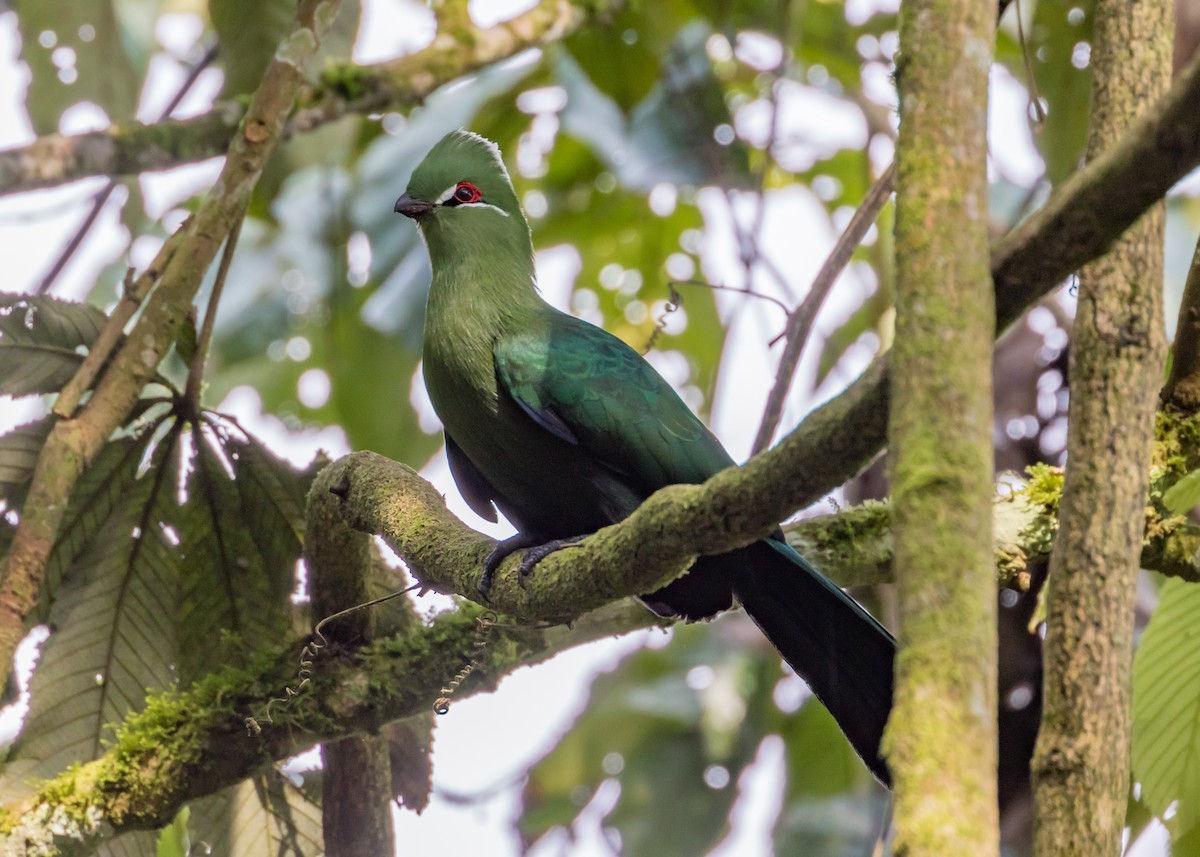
[[0, 0, 1180, 853]]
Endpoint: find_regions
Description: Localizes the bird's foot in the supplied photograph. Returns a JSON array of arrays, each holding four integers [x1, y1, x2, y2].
[[515, 536, 586, 586], [480, 532, 544, 600], [478, 533, 587, 599]]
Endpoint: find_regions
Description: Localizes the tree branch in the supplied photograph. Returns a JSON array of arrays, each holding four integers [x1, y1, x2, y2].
[[1031, 4, 1172, 851], [0, 0, 616, 198], [754, 45, 1200, 515], [1161, 230, 1200, 411], [11, 408, 1200, 854], [306, 465, 401, 855], [0, 595, 657, 856], [0, 0, 342, 692]]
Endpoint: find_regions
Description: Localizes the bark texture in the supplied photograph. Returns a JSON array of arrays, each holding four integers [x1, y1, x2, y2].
[[1031, 2, 1172, 854], [307, 468, 398, 857], [885, 1, 998, 853]]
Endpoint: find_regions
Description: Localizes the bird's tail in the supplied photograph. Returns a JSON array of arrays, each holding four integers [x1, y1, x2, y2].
[[728, 539, 895, 786]]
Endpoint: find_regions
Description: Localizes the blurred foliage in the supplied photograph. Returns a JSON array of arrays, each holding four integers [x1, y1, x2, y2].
[[519, 618, 880, 856], [1, 0, 1199, 854]]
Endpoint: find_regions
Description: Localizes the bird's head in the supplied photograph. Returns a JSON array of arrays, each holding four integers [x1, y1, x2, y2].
[[395, 130, 531, 266]]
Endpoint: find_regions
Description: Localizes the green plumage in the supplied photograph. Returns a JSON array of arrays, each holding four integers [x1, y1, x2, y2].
[[397, 130, 896, 785]]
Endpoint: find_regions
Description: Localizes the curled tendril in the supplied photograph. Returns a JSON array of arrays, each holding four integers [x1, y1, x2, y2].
[[434, 610, 498, 715], [642, 285, 682, 355], [245, 585, 418, 736]]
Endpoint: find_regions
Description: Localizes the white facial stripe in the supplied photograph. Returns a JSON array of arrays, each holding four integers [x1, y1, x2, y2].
[[458, 202, 510, 217], [435, 183, 459, 204]]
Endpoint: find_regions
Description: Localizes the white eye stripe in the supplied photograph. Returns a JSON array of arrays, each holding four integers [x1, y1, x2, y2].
[[458, 202, 510, 217], [435, 184, 459, 204]]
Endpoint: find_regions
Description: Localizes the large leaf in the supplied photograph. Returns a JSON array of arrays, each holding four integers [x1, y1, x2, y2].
[[0, 429, 184, 802], [187, 776, 324, 856], [553, 35, 751, 192], [0, 293, 107, 397], [95, 830, 159, 857], [211, 0, 361, 97], [0, 410, 313, 800], [174, 423, 302, 683], [1132, 578, 1200, 847], [40, 430, 159, 613]]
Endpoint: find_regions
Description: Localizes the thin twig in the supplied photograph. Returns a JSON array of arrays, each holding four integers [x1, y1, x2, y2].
[[32, 185, 117, 296], [52, 241, 181, 418], [1013, 0, 1046, 126], [32, 43, 218, 297], [672, 279, 792, 316], [750, 161, 895, 455], [185, 213, 244, 412]]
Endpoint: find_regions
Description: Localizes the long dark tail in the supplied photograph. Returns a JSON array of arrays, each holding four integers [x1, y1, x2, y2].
[[727, 539, 895, 786]]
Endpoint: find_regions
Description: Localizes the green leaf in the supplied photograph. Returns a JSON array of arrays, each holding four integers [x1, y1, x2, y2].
[[0, 293, 108, 397], [0, 428, 185, 801], [1163, 468, 1200, 515], [210, 0, 361, 98], [174, 309, 199, 367], [187, 776, 324, 856], [995, 0, 1095, 185], [553, 34, 751, 192], [782, 699, 874, 798], [40, 430, 159, 614], [155, 806, 190, 857], [774, 792, 890, 857], [775, 699, 883, 855], [209, 0, 295, 97], [175, 425, 298, 683], [1132, 578, 1200, 846], [0, 418, 53, 508], [14, 0, 144, 133]]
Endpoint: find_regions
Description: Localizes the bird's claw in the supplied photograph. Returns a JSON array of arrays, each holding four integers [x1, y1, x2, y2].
[[478, 534, 587, 598], [516, 537, 586, 587]]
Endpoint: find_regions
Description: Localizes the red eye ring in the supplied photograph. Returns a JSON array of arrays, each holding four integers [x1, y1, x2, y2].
[[453, 182, 482, 204]]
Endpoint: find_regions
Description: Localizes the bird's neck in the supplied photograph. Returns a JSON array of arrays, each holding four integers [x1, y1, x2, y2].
[[422, 242, 548, 415], [425, 248, 545, 339]]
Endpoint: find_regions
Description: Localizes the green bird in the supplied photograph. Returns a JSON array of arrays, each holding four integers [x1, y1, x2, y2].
[[395, 130, 896, 785]]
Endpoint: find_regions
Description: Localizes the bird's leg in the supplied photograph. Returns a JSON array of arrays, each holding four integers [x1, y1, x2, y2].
[[479, 533, 588, 598], [516, 535, 587, 585], [480, 532, 546, 599]]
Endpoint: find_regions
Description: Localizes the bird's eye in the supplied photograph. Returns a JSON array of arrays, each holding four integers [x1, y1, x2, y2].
[[452, 182, 482, 204]]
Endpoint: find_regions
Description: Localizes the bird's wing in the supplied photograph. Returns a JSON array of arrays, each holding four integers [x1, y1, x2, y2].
[[494, 312, 736, 492], [445, 432, 499, 522]]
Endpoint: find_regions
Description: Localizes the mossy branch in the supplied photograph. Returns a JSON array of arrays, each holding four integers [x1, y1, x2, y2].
[[0, 594, 656, 856], [0, 0, 615, 198], [10, 408, 1200, 854], [328, 401, 1200, 622]]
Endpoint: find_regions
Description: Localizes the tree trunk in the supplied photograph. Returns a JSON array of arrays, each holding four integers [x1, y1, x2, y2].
[[1031, 1, 1172, 853], [885, 0, 998, 853]]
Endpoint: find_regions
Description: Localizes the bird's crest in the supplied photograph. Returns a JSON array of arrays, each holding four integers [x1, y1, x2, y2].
[[406, 130, 520, 218]]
